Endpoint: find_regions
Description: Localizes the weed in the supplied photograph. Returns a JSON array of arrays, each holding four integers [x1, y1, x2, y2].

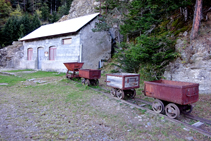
[[188, 120, 196, 125], [139, 109, 146, 114]]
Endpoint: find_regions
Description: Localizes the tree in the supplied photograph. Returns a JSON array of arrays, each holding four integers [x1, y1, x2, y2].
[[0, 0, 12, 18], [19, 14, 32, 35], [9, 4, 23, 17], [49, 11, 58, 23], [18, 23, 25, 38], [190, 0, 203, 40], [31, 12, 41, 31], [1, 16, 18, 45], [26, 0, 34, 13], [40, 2, 49, 21], [57, 4, 67, 18]]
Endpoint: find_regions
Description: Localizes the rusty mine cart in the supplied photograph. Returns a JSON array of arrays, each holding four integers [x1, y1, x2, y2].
[[63, 62, 101, 86], [143, 80, 199, 119]]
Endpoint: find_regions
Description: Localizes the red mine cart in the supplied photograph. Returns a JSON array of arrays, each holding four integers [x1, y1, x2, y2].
[[63, 62, 84, 79], [79, 69, 101, 86], [143, 79, 199, 119]]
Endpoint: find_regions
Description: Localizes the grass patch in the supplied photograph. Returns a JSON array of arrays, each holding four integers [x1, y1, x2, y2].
[[20, 71, 65, 79], [3, 69, 34, 72], [0, 75, 26, 86]]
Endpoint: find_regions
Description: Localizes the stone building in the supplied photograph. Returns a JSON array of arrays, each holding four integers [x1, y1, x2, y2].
[[19, 13, 111, 72]]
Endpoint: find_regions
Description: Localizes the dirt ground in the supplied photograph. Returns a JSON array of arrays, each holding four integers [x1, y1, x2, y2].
[[0, 70, 211, 141]]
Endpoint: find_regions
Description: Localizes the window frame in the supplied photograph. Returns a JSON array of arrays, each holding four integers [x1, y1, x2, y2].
[[49, 47, 57, 60], [27, 48, 33, 60], [62, 38, 72, 45]]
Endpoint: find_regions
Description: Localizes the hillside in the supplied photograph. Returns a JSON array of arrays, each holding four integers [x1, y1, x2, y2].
[[65, 0, 211, 94]]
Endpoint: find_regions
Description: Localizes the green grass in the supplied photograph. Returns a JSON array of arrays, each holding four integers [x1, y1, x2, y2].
[[0, 75, 26, 86], [20, 71, 65, 79], [0, 70, 66, 86], [3, 69, 34, 72]]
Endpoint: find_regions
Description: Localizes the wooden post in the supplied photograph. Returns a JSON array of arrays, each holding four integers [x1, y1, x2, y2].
[[190, 0, 203, 40]]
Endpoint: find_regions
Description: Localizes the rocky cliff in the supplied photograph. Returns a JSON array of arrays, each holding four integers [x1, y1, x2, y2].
[[164, 19, 211, 94], [0, 41, 24, 68], [59, 0, 100, 21]]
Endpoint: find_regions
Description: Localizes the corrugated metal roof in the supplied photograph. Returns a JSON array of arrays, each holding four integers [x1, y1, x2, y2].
[[19, 13, 100, 41]]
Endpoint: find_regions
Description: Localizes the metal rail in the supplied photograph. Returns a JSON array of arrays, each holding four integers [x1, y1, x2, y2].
[[97, 89, 211, 137], [69, 80, 211, 138], [124, 98, 211, 137], [184, 114, 211, 126]]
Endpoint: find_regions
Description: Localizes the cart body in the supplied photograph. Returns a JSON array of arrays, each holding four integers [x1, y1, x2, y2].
[[144, 80, 199, 105], [79, 69, 101, 79], [106, 73, 140, 90]]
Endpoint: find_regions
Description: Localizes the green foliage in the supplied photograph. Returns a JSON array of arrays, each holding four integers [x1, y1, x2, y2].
[[1, 13, 41, 46], [92, 15, 111, 32], [19, 14, 33, 34], [114, 42, 141, 73], [40, 3, 49, 21], [97, 0, 194, 80], [57, 4, 68, 17], [26, 0, 34, 13], [0, 75, 26, 86], [57, 0, 73, 18], [115, 35, 178, 79], [0, 0, 12, 18], [1, 16, 16, 45], [49, 11, 59, 23], [120, 0, 193, 39], [9, 4, 23, 17], [31, 12, 41, 31]]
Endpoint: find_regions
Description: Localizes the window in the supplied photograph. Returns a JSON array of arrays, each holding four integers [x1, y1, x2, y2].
[[49, 47, 56, 60], [27, 48, 33, 60], [62, 38, 72, 45]]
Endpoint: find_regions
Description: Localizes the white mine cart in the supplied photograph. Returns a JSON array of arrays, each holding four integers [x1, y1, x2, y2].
[[106, 73, 140, 99]]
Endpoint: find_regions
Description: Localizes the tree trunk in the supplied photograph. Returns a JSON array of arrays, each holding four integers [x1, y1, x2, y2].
[[190, 0, 203, 40]]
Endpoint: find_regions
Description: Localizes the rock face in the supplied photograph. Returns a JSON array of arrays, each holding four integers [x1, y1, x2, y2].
[[0, 42, 24, 68], [164, 21, 211, 94], [59, 0, 100, 21]]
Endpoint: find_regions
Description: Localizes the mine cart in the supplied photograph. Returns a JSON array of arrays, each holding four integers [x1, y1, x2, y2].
[[79, 69, 101, 86], [143, 79, 199, 119], [106, 73, 140, 99], [63, 62, 84, 79]]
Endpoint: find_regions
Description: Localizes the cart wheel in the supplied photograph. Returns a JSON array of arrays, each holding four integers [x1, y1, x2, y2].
[[181, 105, 193, 114], [81, 78, 86, 85], [132, 89, 136, 99], [152, 99, 165, 114], [110, 88, 116, 97], [85, 79, 90, 86], [116, 90, 124, 99], [126, 90, 136, 99], [165, 103, 180, 119], [94, 79, 99, 86]]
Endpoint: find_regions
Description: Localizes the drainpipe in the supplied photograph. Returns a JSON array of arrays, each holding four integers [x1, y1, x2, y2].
[[80, 44, 82, 62]]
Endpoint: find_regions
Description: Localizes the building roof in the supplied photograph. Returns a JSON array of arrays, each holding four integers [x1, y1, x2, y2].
[[19, 13, 100, 41]]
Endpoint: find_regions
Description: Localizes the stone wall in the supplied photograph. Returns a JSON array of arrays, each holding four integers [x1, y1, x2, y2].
[[19, 18, 111, 72], [20, 34, 80, 72], [0, 42, 24, 69], [80, 18, 111, 69]]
